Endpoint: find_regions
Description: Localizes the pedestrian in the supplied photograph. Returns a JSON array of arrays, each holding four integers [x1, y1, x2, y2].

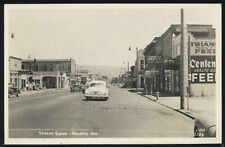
[[26, 82, 29, 91]]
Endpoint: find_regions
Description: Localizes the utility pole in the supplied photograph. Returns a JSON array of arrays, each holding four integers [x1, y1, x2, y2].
[[128, 46, 138, 91], [187, 35, 191, 110], [127, 62, 130, 88], [136, 47, 139, 92], [180, 9, 188, 109]]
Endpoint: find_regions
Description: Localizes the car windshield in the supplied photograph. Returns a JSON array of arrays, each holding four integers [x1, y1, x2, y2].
[[90, 83, 105, 87]]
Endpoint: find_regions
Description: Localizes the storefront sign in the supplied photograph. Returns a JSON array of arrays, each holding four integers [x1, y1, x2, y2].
[[190, 56, 216, 83], [190, 40, 216, 56], [147, 56, 163, 61]]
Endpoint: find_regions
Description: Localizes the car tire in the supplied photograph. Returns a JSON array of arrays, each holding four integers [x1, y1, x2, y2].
[[16, 94, 19, 97]]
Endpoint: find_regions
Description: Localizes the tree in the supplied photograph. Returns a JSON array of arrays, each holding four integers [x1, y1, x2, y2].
[[111, 77, 119, 84]]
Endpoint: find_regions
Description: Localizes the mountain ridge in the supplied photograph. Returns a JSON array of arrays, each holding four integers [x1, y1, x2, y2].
[[78, 65, 126, 78]]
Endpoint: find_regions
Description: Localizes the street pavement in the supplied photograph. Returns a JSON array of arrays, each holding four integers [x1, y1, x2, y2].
[[8, 86, 195, 138]]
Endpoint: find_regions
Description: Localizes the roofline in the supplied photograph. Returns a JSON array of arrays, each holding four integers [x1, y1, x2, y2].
[[162, 24, 214, 37], [9, 56, 22, 60], [22, 59, 74, 62], [143, 37, 161, 55]]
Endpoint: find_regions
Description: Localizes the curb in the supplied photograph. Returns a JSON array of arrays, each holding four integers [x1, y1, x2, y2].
[[145, 95, 196, 120], [156, 100, 196, 120], [131, 91, 196, 120], [20, 88, 68, 96]]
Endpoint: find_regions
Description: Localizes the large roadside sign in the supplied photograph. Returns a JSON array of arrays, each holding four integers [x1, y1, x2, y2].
[[189, 39, 216, 83]]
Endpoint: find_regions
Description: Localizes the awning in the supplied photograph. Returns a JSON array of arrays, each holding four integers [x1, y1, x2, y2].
[[164, 59, 179, 70]]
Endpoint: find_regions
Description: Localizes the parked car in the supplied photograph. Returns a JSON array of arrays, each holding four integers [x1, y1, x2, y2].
[[194, 117, 216, 137], [84, 80, 109, 101], [70, 84, 81, 92], [8, 87, 20, 98]]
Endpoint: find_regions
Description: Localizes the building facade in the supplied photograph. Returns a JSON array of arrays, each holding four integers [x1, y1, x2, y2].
[[143, 24, 216, 97], [8, 56, 33, 90], [9, 56, 22, 88], [22, 58, 76, 76], [143, 37, 164, 95], [22, 58, 76, 89], [135, 49, 145, 89]]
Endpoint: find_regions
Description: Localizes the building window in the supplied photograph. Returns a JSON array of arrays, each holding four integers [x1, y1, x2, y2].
[[15, 78, 17, 86], [35, 65, 39, 71], [140, 60, 144, 70], [22, 65, 25, 69], [50, 64, 53, 71]]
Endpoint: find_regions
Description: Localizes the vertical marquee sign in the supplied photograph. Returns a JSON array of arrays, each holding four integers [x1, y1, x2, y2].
[[189, 39, 216, 83]]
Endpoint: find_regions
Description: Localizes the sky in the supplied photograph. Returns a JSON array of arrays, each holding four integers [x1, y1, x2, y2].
[[5, 4, 221, 67]]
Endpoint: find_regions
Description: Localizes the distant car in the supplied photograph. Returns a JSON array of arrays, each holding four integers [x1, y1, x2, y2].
[[8, 87, 20, 98], [84, 80, 109, 101], [70, 84, 81, 92]]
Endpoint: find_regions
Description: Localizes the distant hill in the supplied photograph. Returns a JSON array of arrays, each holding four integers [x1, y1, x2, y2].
[[79, 65, 125, 78]]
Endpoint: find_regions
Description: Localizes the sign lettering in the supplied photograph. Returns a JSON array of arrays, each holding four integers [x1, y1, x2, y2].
[[190, 56, 216, 83]]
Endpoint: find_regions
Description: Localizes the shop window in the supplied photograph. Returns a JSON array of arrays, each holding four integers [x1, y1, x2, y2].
[[15, 78, 17, 86], [175, 71, 180, 93]]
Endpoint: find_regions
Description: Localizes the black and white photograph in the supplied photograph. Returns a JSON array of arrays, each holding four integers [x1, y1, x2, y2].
[[4, 4, 221, 144]]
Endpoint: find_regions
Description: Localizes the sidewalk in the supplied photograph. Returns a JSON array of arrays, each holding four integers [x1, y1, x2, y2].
[[20, 88, 68, 96], [143, 94, 216, 124]]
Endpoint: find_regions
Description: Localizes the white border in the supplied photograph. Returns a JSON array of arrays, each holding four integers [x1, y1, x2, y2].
[[4, 4, 222, 144]]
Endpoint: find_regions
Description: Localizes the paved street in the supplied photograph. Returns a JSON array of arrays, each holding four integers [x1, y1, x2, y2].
[[8, 87, 195, 138]]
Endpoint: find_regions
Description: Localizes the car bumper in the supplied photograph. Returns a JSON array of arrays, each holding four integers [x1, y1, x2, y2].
[[85, 94, 108, 98]]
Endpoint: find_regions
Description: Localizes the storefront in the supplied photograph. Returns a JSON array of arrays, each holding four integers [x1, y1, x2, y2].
[[9, 71, 20, 88], [144, 70, 160, 95], [163, 58, 180, 96]]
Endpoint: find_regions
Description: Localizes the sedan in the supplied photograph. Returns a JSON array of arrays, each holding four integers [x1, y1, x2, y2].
[[8, 87, 20, 98], [84, 80, 109, 101]]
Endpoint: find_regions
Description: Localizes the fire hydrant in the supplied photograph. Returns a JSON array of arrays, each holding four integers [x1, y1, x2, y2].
[[155, 91, 159, 100]]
